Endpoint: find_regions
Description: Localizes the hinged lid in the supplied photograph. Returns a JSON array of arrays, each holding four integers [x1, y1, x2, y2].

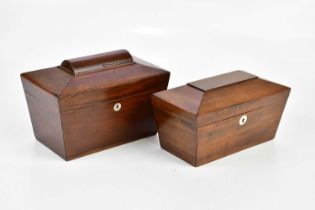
[[153, 70, 290, 128], [21, 49, 170, 111]]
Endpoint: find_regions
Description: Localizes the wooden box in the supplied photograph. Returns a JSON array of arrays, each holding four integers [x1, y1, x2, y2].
[[21, 49, 170, 160], [152, 71, 290, 166]]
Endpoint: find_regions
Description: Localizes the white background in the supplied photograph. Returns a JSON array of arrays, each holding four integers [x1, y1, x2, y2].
[[1, 0, 314, 209]]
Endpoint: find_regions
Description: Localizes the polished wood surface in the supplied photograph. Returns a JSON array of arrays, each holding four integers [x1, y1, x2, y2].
[[152, 103, 197, 165], [152, 71, 290, 167], [60, 49, 134, 76], [21, 49, 170, 160], [21, 79, 66, 159], [196, 100, 288, 166], [62, 91, 160, 159], [188, 70, 257, 92]]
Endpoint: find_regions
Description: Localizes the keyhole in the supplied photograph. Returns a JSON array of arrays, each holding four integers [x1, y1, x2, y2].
[[239, 115, 247, 126], [113, 103, 121, 112]]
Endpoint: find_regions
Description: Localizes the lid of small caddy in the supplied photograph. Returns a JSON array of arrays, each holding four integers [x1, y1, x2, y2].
[[153, 70, 290, 128]]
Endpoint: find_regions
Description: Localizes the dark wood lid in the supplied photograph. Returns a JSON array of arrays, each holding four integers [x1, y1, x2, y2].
[[20, 50, 169, 99], [187, 71, 257, 92], [153, 70, 290, 127]]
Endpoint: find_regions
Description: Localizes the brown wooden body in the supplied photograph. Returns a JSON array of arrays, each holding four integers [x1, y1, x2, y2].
[[152, 71, 290, 167], [21, 50, 170, 160]]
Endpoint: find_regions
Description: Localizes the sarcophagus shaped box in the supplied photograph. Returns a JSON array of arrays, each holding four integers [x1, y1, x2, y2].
[[152, 71, 290, 166], [21, 49, 170, 160]]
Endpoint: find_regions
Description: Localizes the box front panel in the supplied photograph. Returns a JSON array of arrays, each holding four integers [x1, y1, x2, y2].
[[196, 100, 288, 166], [61, 92, 157, 159]]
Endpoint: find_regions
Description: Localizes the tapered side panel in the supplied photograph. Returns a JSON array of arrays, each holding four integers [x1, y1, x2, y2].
[[196, 98, 289, 166], [21, 78, 66, 159], [152, 96, 197, 166]]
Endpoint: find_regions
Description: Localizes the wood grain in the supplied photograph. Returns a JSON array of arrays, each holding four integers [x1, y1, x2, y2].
[[21, 79, 66, 159], [152, 95, 197, 165], [188, 70, 256, 92], [63, 91, 158, 160], [196, 100, 288, 166], [21, 49, 170, 160], [152, 70, 290, 167]]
